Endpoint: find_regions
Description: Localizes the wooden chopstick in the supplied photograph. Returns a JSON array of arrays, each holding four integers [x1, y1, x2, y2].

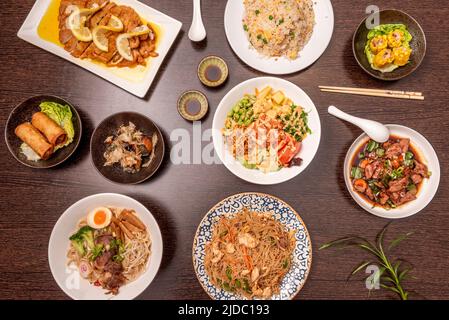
[[319, 86, 422, 96], [319, 86, 424, 100]]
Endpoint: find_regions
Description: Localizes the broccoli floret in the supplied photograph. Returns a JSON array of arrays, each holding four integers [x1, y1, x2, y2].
[[70, 239, 85, 256], [69, 226, 95, 255], [90, 244, 104, 261]]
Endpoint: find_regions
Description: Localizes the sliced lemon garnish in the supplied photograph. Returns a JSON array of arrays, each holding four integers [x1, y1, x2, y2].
[[116, 34, 133, 61], [116, 25, 151, 61], [71, 26, 93, 42], [92, 27, 109, 51], [66, 5, 102, 42], [92, 16, 123, 52], [107, 15, 124, 32]]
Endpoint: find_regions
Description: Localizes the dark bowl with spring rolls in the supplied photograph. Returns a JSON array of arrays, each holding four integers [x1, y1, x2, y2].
[[5, 95, 82, 168]]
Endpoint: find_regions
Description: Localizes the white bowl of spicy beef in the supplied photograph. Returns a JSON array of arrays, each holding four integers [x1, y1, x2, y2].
[[344, 124, 440, 219]]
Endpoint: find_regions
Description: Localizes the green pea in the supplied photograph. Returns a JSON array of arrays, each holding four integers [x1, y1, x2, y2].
[[244, 119, 252, 126], [233, 114, 239, 121], [228, 110, 234, 117], [233, 105, 240, 113]]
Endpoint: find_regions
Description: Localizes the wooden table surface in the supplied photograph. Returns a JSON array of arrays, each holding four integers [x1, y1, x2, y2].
[[1, 0, 448, 300]]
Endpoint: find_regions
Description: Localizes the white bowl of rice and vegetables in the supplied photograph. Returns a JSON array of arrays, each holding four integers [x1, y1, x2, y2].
[[212, 77, 321, 185]]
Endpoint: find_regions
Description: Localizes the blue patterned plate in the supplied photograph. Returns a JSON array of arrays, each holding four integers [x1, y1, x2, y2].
[[192, 192, 312, 300]]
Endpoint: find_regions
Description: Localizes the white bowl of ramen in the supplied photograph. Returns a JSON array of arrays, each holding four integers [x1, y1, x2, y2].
[[48, 193, 163, 300], [344, 124, 440, 219]]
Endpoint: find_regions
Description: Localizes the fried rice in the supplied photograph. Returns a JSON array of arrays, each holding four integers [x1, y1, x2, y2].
[[242, 0, 315, 60]]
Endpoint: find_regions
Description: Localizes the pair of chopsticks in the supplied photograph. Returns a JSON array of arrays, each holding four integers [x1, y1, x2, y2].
[[319, 86, 424, 100]]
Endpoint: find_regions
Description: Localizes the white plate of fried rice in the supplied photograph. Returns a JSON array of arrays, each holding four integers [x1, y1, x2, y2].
[[224, 0, 334, 74]]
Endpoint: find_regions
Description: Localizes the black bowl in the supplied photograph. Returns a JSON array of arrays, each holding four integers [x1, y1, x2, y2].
[[90, 112, 165, 184], [5, 95, 82, 168], [353, 9, 426, 81]]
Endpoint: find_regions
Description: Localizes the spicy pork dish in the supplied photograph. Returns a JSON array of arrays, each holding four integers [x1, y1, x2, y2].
[[242, 0, 315, 59], [67, 206, 151, 295], [204, 208, 295, 299], [59, 0, 158, 67], [223, 86, 311, 172], [350, 137, 430, 209]]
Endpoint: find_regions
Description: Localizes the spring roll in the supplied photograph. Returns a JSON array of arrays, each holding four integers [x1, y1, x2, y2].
[[15, 122, 54, 160], [31, 112, 67, 146]]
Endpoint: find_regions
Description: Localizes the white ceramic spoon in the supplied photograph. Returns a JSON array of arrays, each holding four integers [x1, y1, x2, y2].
[[328, 105, 390, 142], [188, 0, 206, 42]]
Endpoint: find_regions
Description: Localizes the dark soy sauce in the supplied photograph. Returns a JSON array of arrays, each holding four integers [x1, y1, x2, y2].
[[185, 98, 201, 115], [204, 65, 222, 82]]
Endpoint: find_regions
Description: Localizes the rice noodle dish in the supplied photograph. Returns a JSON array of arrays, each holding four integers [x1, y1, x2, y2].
[[67, 206, 151, 295], [204, 208, 295, 299], [242, 0, 315, 59]]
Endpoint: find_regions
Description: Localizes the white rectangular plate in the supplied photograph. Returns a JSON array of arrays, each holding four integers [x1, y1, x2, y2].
[[18, 0, 182, 97]]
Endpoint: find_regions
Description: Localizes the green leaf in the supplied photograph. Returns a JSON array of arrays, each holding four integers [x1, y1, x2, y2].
[[376, 222, 392, 254], [357, 243, 382, 259], [381, 275, 396, 285], [319, 237, 364, 250], [380, 283, 401, 294], [398, 268, 410, 281], [388, 232, 414, 251], [348, 261, 372, 280], [393, 261, 402, 275]]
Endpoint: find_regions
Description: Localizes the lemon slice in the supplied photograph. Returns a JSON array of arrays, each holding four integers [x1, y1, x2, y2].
[[107, 15, 124, 32], [71, 26, 93, 42], [129, 25, 150, 36], [116, 34, 133, 61], [116, 25, 151, 61], [67, 5, 101, 42], [92, 16, 124, 52], [92, 26, 109, 51]]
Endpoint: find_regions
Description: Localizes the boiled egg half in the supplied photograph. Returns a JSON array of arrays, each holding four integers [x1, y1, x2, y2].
[[87, 207, 112, 229]]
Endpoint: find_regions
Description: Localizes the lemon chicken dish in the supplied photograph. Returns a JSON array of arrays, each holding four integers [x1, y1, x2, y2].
[[59, 0, 158, 67]]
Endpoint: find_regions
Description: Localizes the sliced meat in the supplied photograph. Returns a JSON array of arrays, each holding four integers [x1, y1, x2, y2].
[[95, 234, 114, 247], [379, 193, 390, 205], [399, 138, 410, 153], [394, 191, 417, 206], [59, 29, 73, 44], [365, 164, 374, 179], [413, 161, 429, 178], [365, 186, 374, 200], [385, 143, 402, 159], [390, 192, 400, 201], [388, 176, 409, 193], [94, 251, 113, 269], [104, 260, 123, 274], [411, 174, 423, 185], [372, 161, 383, 179]]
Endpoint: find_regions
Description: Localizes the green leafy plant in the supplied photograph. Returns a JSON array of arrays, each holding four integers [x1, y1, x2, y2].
[[319, 223, 414, 300]]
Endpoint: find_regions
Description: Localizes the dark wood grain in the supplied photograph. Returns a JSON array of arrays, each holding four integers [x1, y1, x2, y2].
[[1, 0, 448, 300]]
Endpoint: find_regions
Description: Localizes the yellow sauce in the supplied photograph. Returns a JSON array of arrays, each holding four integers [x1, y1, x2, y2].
[[37, 0, 163, 81], [38, 0, 63, 46]]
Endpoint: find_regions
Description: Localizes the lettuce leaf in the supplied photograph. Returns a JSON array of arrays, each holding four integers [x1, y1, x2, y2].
[[39, 101, 74, 150]]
